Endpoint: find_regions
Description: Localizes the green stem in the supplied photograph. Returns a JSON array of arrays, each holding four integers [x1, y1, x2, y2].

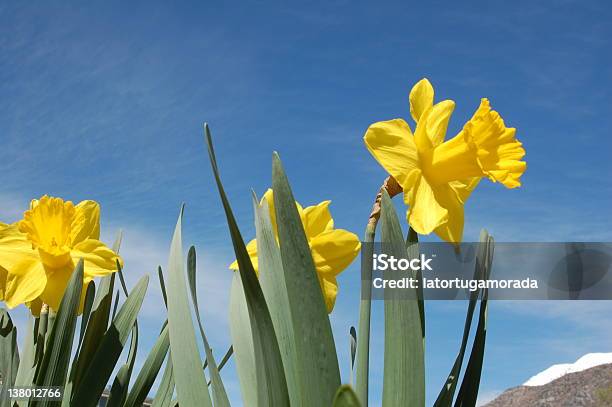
[[355, 176, 402, 406], [355, 222, 375, 406]]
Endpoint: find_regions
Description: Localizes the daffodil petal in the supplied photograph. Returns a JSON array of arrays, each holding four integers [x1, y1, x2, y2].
[[71, 239, 121, 278], [414, 107, 434, 154], [70, 200, 101, 244], [449, 177, 481, 204], [364, 118, 421, 191], [302, 201, 334, 238], [39, 262, 91, 312], [432, 184, 468, 244], [0, 266, 7, 301], [0, 224, 40, 273], [426, 100, 455, 147], [409, 78, 434, 123], [320, 276, 338, 313], [310, 229, 361, 276], [4, 260, 46, 308], [406, 176, 449, 235]]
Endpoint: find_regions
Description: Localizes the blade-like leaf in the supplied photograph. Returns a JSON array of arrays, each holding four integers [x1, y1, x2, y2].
[[187, 246, 231, 407], [217, 345, 233, 371], [454, 234, 494, 407], [111, 289, 120, 320], [158, 266, 168, 308], [333, 385, 362, 407], [434, 230, 489, 407], [34, 260, 83, 402], [125, 323, 170, 407], [355, 222, 375, 406], [272, 152, 341, 406], [14, 315, 36, 388], [70, 275, 149, 406], [151, 351, 175, 407], [253, 193, 301, 406], [107, 323, 138, 407], [380, 191, 424, 407], [229, 273, 258, 406], [349, 326, 357, 387], [206, 124, 289, 406], [0, 309, 20, 407], [79, 281, 96, 346], [166, 207, 213, 407], [70, 230, 122, 391]]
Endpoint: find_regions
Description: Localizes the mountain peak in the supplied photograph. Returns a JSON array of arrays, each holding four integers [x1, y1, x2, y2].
[[524, 353, 612, 386], [484, 353, 612, 407]]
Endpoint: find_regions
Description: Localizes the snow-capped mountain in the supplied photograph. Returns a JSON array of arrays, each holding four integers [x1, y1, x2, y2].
[[484, 353, 612, 406], [523, 353, 612, 386]]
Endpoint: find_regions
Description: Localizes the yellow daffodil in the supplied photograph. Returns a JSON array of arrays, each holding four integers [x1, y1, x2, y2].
[[0, 196, 121, 313], [364, 78, 526, 243], [230, 189, 361, 313]]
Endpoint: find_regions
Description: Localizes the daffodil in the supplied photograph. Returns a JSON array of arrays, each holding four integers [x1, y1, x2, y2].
[[0, 196, 121, 313], [230, 189, 361, 313], [364, 78, 526, 243]]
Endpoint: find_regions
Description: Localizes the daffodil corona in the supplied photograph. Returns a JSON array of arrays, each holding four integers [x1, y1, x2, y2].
[[0, 196, 121, 314], [364, 78, 526, 243], [230, 189, 361, 313]]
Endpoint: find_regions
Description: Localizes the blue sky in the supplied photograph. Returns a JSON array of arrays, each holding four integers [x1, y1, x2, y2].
[[1, 1, 612, 405]]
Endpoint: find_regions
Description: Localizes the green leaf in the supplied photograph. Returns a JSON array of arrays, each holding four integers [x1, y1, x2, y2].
[[0, 309, 20, 407], [272, 152, 341, 406], [333, 385, 362, 407], [70, 274, 149, 406], [454, 233, 494, 407], [35, 308, 48, 357], [107, 323, 139, 407], [69, 273, 115, 391], [125, 323, 170, 407], [434, 230, 489, 407], [151, 351, 175, 407], [355, 222, 375, 406], [229, 273, 258, 406], [217, 345, 233, 371], [70, 231, 122, 391], [380, 191, 424, 407], [34, 260, 83, 401], [166, 206, 213, 407], [408, 227, 425, 340], [158, 266, 168, 308], [187, 246, 231, 407], [79, 281, 96, 346], [14, 315, 36, 388], [14, 316, 36, 407], [112, 289, 120, 320], [253, 192, 301, 406], [349, 326, 357, 386], [205, 124, 289, 407]]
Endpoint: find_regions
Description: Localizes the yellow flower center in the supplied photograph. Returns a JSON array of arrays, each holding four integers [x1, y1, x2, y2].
[[18, 196, 76, 269]]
